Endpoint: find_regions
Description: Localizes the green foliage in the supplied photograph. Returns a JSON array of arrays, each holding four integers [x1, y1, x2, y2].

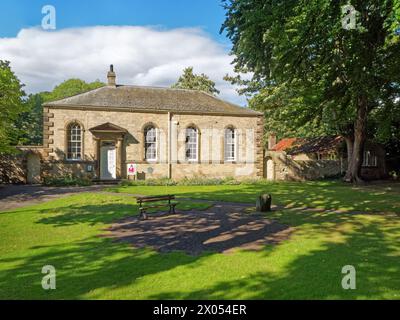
[[14, 94, 43, 145], [120, 176, 270, 187], [172, 67, 220, 95], [41, 78, 105, 102], [43, 175, 92, 187], [0, 60, 26, 153], [222, 0, 400, 142]]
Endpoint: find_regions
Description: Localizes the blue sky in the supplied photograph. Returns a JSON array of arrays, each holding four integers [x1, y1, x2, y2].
[[0, 0, 228, 41], [0, 1, 247, 105]]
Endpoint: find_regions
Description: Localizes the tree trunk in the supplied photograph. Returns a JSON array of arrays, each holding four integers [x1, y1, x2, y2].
[[343, 136, 354, 182], [345, 96, 368, 184]]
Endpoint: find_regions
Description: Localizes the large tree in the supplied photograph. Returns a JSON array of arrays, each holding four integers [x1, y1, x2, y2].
[[0, 60, 26, 153], [15, 94, 43, 146], [222, 0, 400, 183], [172, 67, 220, 95]]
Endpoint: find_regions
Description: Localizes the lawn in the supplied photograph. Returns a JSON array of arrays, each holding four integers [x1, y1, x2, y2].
[[0, 181, 399, 299]]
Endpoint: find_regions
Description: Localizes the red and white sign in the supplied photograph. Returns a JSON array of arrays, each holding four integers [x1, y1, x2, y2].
[[127, 163, 137, 176]]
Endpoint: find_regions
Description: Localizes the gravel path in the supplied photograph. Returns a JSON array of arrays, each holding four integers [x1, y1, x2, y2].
[[0, 184, 108, 211], [106, 202, 293, 255]]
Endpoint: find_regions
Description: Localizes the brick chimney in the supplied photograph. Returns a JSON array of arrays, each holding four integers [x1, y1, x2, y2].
[[268, 133, 277, 150], [107, 64, 116, 86]]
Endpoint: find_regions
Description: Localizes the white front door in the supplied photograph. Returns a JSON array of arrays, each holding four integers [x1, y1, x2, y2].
[[100, 144, 117, 180]]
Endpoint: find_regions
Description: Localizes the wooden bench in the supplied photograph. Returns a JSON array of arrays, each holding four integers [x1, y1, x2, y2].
[[136, 195, 178, 220]]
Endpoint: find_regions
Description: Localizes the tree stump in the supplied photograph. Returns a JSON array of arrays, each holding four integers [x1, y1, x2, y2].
[[256, 194, 272, 212]]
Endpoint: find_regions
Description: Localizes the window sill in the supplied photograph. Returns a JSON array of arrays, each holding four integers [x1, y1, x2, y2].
[[185, 160, 199, 164]]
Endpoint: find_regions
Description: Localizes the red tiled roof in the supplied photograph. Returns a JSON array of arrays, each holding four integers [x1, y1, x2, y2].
[[271, 138, 298, 151], [271, 136, 344, 154]]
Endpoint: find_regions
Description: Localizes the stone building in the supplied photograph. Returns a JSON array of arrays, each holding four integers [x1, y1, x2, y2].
[[31, 66, 264, 182], [264, 135, 387, 181]]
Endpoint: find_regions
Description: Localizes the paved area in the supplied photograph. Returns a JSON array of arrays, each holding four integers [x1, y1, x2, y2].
[[106, 203, 293, 255], [0, 184, 107, 211]]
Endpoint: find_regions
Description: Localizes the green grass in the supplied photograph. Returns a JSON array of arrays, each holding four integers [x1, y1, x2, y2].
[[0, 181, 399, 299], [108, 180, 400, 213]]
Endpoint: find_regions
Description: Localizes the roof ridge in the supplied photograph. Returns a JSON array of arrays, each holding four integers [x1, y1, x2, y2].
[[120, 84, 204, 92], [123, 85, 258, 113], [43, 85, 107, 105]]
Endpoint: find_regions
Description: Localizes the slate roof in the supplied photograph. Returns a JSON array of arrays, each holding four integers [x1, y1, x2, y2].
[[43, 85, 262, 116], [272, 136, 344, 155]]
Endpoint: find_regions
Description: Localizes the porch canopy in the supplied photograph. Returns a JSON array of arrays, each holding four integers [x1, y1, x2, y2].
[[89, 122, 128, 180]]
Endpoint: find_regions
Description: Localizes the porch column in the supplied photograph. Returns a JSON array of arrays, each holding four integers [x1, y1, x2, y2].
[[116, 137, 123, 179], [93, 137, 100, 179]]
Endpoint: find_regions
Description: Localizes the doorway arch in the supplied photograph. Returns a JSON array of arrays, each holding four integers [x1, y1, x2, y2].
[[266, 158, 275, 181], [26, 153, 41, 184]]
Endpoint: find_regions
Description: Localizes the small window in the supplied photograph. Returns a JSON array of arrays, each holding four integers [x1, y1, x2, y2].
[[144, 126, 157, 161], [331, 153, 338, 160], [67, 123, 82, 160], [362, 150, 378, 167], [185, 127, 198, 161], [224, 127, 236, 161]]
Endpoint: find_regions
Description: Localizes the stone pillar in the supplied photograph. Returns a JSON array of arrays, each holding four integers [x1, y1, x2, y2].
[[93, 137, 100, 179], [255, 116, 265, 177], [117, 138, 123, 179]]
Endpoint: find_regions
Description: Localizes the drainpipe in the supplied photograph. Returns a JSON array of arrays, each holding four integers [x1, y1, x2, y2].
[[168, 112, 172, 179]]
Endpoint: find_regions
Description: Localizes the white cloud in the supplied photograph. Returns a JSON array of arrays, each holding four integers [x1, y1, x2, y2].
[[0, 26, 248, 105]]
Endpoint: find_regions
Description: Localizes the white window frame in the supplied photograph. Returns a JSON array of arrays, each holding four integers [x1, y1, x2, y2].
[[185, 127, 198, 162], [224, 127, 237, 162], [362, 150, 378, 167], [67, 123, 82, 161], [144, 126, 157, 162]]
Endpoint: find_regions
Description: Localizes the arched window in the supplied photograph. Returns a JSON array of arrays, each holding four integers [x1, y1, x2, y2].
[[224, 127, 236, 161], [144, 126, 157, 161], [67, 122, 83, 160], [185, 127, 198, 161]]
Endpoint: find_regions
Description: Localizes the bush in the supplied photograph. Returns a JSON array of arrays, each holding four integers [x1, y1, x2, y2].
[[119, 177, 177, 187], [43, 175, 92, 187], [119, 176, 268, 187]]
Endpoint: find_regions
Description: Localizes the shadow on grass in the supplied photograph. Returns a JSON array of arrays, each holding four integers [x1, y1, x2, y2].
[[0, 236, 201, 299], [37, 203, 137, 226], [108, 208, 291, 255], [164, 182, 400, 213], [148, 213, 400, 299]]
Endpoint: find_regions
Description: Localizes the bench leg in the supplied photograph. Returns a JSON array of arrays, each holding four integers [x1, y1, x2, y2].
[[171, 204, 176, 214], [140, 210, 148, 220]]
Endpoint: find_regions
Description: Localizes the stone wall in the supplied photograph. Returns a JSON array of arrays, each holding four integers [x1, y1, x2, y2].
[[0, 147, 45, 184], [0, 154, 26, 184], [45, 107, 264, 180], [265, 151, 345, 181]]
